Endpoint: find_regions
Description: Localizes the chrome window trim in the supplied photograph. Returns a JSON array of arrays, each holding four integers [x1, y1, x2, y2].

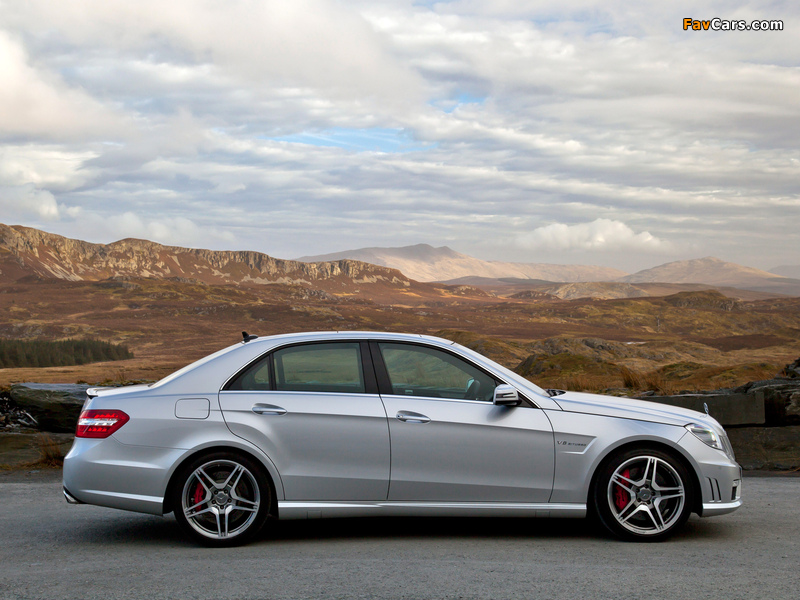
[[378, 392, 536, 408], [221, 338, 373, 393]]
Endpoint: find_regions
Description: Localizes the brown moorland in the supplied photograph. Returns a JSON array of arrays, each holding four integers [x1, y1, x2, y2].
[[1, 223, 799, 392], [1, 277, 799, 393]]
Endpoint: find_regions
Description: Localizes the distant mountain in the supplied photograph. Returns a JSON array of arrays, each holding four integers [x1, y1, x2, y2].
[[0, 224, 420, 293], [298, 244, 628, 283], [771, 265, 800, 279], [442, 276, 786, 300], [621, 257, 800, 296]]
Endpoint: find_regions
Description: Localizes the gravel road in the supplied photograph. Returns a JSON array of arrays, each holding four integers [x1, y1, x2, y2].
[[0, 470, 797, 600]]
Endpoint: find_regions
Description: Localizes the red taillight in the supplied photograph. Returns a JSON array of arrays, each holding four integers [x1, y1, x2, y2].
[[76, 410, 130, 438]]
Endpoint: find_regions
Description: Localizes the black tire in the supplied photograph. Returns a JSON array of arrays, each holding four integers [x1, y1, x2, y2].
[[171, 451, 272, 547], [593, 447, 694, 542]]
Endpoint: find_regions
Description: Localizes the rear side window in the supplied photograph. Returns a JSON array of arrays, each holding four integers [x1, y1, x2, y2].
[[225, 354, 271, 391], [274, 342, 365, 394]]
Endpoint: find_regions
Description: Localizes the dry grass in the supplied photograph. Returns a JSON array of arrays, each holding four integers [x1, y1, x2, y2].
[[33, 433, 65, 468], [642, 371, 677, 395], [620, 366, 644, 389], [617, 366, 676, 394], [555, 373, 616, 392], [0, 433, 66, 471]]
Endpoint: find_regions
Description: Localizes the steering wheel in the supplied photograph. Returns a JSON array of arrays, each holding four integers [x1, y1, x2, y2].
[[464, 378, 481, 400]]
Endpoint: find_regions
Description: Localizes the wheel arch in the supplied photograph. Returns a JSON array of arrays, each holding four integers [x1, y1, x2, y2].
[[162, 443, 282, 517], [587, 439, 703, 516]]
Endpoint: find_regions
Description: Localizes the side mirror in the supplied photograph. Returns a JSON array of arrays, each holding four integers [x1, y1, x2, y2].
[[493, 384, 520, 406]]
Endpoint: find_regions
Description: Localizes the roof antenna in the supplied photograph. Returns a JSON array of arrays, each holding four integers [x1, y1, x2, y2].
[[242, 331, 258, 343]]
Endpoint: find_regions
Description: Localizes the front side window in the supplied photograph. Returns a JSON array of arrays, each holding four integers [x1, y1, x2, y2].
[[274, 342, 365, 394], [378, 343, 497, 401]]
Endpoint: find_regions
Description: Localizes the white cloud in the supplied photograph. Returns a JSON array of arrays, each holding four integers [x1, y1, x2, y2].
[[0, 145, 98, 190], [0, 184, 60, 220], [86, 212, 235, 249], [5, 0, 422, 108], [518, 219, 669, 252], [0, 0, 798, 271], [0, 31, 123, 141]]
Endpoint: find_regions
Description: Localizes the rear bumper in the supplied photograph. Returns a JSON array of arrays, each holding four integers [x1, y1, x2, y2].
[[63, 487, 83, 504], [62, 437, 181, 515]]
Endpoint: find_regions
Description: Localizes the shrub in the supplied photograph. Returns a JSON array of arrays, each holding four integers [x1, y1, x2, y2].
[[0, 338, 133, 368]]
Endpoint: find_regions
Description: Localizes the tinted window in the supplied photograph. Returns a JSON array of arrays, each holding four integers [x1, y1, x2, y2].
[[274, 342, 365, 394], [226, 355, 271, 391], [378, 343, 497, 401]]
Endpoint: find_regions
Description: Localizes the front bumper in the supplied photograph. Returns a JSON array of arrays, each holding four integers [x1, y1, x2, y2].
[[678, 431, 743, 518]]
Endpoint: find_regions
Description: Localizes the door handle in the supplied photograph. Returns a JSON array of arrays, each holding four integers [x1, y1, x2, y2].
[[396, 411, 430, 424], [252, 404, 287, 416]]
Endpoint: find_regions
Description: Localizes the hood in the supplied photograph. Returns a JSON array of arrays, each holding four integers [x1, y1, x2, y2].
[[553, 391, 713, 428]]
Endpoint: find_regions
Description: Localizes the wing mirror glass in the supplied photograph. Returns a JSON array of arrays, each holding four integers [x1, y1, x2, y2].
[[493, 384, 520, 406]]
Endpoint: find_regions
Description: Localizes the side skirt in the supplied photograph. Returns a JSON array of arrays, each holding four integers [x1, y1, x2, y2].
[[277, 501, 586, 520]]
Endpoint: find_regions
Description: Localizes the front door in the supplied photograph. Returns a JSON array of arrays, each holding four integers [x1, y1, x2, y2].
[[374, 342, 555, 503]]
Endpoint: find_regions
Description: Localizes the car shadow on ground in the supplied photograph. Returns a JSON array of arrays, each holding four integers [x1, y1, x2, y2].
[[266, 516, 597, 543], [56, 511, 735, 548], [263, 513, 736, 545]]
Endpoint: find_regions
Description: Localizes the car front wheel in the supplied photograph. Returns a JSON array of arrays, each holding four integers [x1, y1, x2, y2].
[[172, 452, 271, 547], [594, 448, 694, 542]]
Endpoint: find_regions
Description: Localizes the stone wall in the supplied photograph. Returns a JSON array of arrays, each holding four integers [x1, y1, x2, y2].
[[642, 377, 800, 427]]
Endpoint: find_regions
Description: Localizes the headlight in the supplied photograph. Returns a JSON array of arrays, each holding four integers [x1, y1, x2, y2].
[[685, 423, 724, 451]]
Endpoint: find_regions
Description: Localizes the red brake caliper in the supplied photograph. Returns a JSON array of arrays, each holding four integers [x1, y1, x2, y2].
[[193, 483, 204, 506], [614, 468, 631, 510]]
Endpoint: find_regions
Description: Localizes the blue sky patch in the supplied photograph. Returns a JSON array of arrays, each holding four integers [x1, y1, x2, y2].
[[271, 128, 434, 153], [433, 92, 488, 113]]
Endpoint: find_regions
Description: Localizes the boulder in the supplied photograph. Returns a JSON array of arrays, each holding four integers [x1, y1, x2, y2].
[[781, 357, 800, 379], [9, 383, 89, 433]]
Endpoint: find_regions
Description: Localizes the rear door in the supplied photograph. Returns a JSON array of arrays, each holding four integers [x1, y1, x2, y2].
[[218, 341, 390, 501], [373, 341, 555, 503]]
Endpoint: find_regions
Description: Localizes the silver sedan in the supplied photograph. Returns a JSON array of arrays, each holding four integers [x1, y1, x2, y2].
[[63, 331, 742, 546]]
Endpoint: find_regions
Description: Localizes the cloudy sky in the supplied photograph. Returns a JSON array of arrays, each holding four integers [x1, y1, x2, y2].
[[1, 0, 798, 273]]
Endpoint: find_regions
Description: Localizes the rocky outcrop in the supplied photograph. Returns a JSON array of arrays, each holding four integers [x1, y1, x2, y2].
[[0, 223, 414, 288], [8, 384, 88, 433], [540, 282, 649, 300], [663, 290, 739, 311], [734, 378, 800, 425], [518, 337, 721, 365]]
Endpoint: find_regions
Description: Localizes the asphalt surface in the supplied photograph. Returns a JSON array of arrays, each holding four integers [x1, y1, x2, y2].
[[0, 470, 798, 600]]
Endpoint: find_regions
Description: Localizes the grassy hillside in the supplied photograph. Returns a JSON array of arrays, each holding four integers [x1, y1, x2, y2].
[[0, 279, 798, 388]]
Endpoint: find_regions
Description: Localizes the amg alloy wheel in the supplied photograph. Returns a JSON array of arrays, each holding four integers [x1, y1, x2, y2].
[[595, 448, 693, 541], [172, 452, 270, 546]]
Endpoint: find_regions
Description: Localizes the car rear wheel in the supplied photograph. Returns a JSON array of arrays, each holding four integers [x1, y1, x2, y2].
[[594, 447, 693, 542], [172, 451, 271, 547]]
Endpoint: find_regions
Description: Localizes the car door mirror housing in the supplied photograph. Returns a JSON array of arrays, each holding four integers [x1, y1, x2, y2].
[[493, 384, 520, 406]]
